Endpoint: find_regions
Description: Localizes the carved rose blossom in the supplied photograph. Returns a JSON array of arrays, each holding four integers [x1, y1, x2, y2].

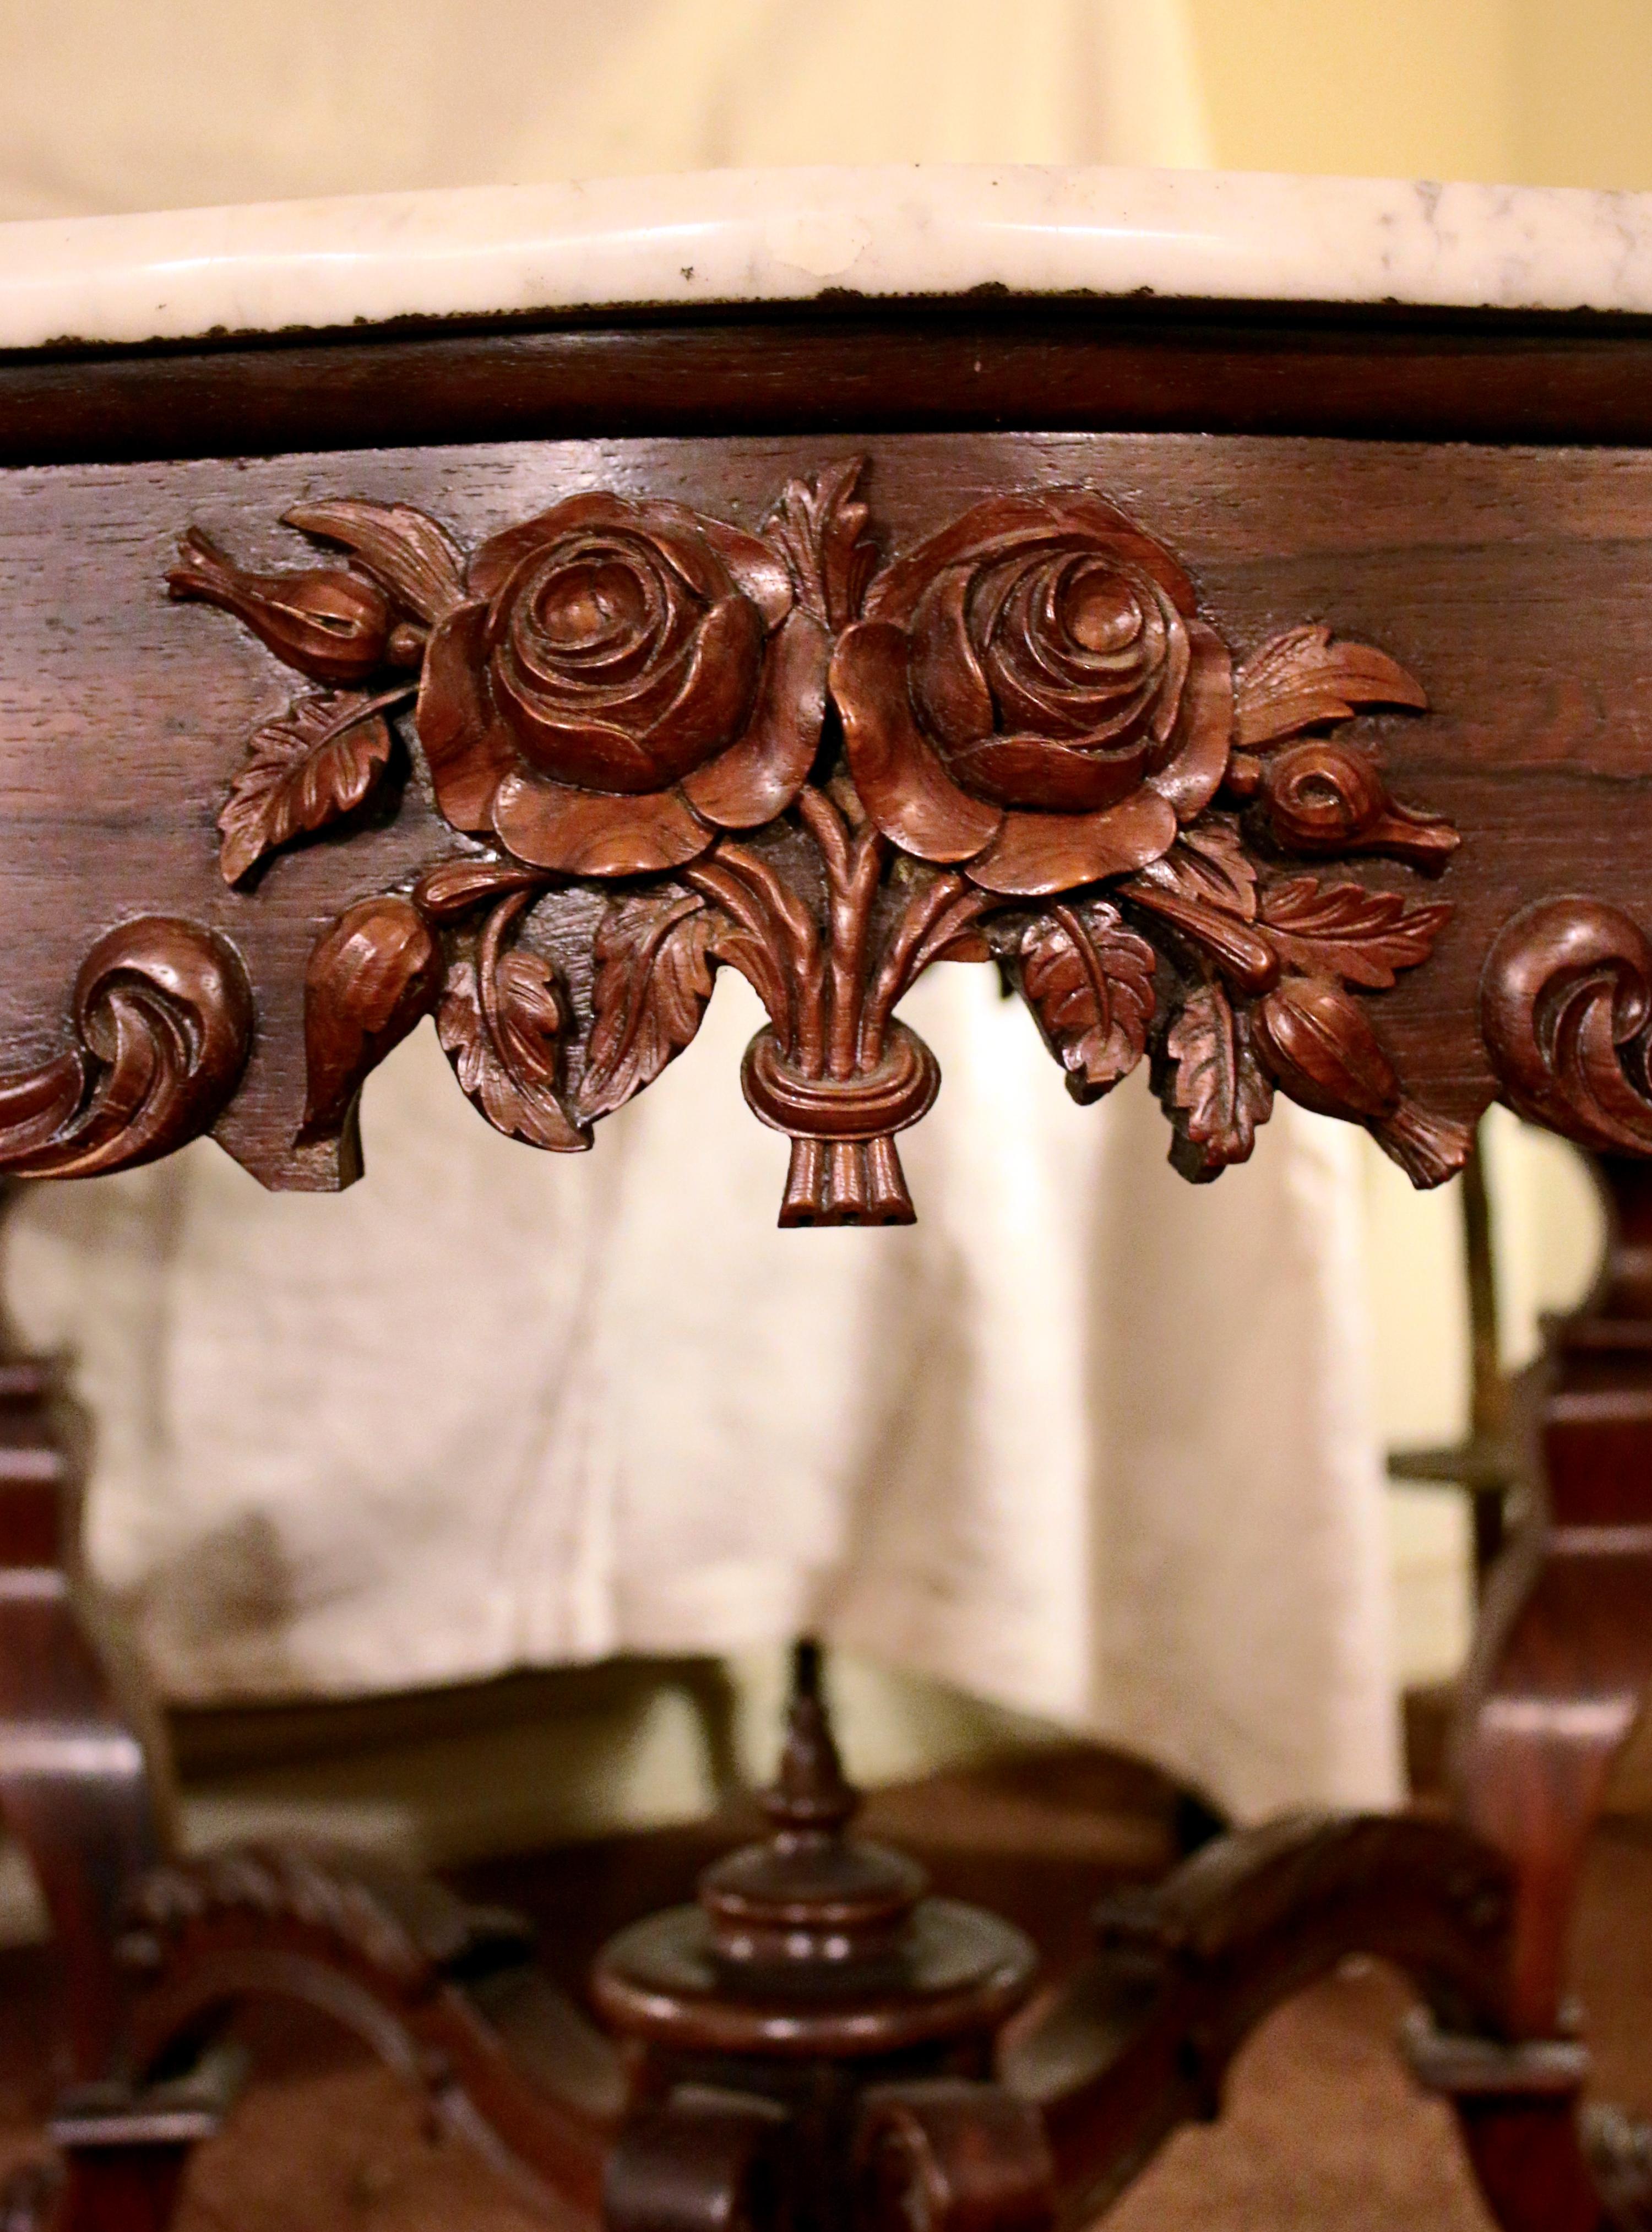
[[830, 491, 1232, 897], [416, 493, 828, 876]]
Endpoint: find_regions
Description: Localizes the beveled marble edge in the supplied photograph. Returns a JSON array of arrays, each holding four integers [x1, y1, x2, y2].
[[3, 164, 1652, 354]]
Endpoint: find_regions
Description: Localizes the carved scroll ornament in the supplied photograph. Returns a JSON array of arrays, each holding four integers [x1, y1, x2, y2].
[[0, 919, 252, 1180], [170, 465, 1466, 1223], [1480, 897, 1652, 1153]]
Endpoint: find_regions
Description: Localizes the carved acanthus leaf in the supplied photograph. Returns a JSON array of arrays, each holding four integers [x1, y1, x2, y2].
[[437, 901, 589, 1153], [1234, 624, 1428, 750], [218, 689, 398, 884], [1157, 977, 1274, 1181], [301, 896, 442, 1147], [578, 891, 717, 1123], [764, 457, 876, 631], [1018, 903, 1156, 1104], [1257, 877, 1453, 990]]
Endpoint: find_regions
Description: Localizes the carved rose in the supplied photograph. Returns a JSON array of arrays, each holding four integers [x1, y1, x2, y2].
[[416, 493, 828, 876], [830, 492, 1232, 897]]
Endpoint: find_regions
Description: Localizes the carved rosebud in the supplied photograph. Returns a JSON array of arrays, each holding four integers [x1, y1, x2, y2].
[[1260, 736, 1459, 869], [415, 494, 828, 878], [831, 491, 1233, 898], [1253, 976, 1399, 1121], [167, 528, 398, 687], [1255, 970, 1472, 1186]]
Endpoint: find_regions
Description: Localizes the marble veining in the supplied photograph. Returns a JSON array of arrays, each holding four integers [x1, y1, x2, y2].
[[3, 165, 1652, 352]]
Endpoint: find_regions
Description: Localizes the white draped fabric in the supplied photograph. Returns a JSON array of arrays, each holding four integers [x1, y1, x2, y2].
[[0, 0, 1401, 1823]]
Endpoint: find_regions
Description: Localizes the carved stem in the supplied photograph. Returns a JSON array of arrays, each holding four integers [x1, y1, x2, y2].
[[797, 786, 887, 1080], [780, 1136, 917, 1226], [864, 873, 966, 1055], [720, 845, 828, 1069], [836, 829, 888, 1076], [1123, 881, 1280, 993], [862, 875, 995, 1066], [319, 677, 417, 731], [686, 858, 807, 1053]]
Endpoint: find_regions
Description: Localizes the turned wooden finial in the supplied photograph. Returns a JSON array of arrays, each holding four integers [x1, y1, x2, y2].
[[593, 1636, 1035, 2059], [698, 1638, 925, 1979], [762, 1637, 857, 1833]]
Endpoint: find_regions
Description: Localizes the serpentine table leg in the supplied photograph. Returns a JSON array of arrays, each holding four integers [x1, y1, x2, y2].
[[1402, 1154, 1652, 2231], [0, 1185, 173, 2087], [0, 1185, 253, 2230]]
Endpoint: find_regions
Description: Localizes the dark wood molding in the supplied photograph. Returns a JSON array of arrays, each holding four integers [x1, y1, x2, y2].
[[8, 425, 1650, 1191], [12, 299, 1652, 469]]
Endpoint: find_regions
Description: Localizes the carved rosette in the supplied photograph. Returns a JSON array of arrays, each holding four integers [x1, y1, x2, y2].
[[170, 463, 1466, 1223]]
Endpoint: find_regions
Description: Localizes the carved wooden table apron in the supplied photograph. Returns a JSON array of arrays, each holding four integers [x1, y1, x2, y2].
[[4, 279, 1652, 2231]]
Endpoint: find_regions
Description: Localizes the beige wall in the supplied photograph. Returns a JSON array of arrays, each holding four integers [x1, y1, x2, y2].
[[1188, 0, 1652, 190]]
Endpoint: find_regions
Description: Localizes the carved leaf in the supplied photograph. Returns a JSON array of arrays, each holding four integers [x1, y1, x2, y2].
[[765, 457, 877, 629], [1235, 624, 1428, 750], [414, 855, 548, 920], [437, 943, 589, 1154], [218, 690, 394, 883], [1158, 977, 1274, 1180], [578, 893, 717, 1122], [1258, 876, 1453, 989], [301, 896, 442, 1142], [1140, 816, 1258, 920], [1019, 903, 1156, 1104], [284, 498, 467, 624]]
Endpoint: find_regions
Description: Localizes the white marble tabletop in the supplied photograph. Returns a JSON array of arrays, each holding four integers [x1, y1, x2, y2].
[[2, 165, 1650, 354]]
